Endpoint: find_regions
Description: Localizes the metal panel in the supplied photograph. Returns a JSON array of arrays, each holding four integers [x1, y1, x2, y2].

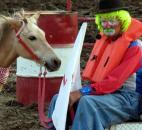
[[105, 123, 142, 130]]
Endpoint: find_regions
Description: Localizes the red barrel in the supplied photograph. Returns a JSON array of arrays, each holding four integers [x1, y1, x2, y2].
[[38, 11, 78, 45], [16, 11, 78, 105], [16, 77, 62, 105]]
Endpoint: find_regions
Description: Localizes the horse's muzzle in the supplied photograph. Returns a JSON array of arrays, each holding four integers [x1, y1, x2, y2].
[[44, 58, 61, 72]]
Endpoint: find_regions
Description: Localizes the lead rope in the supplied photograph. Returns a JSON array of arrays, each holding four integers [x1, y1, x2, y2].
[[38, 66, 52, 128]]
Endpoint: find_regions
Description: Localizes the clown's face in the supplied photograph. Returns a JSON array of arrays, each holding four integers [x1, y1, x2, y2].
[[100, 19, 121, 37]]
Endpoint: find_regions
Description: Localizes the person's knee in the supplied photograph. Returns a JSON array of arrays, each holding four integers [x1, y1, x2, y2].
[[49, 94, 58, 106], [78, 95, 101, 111], [78, 96, 91, 107], [52, 94, 58, 102], [48, 94, 58, 117]]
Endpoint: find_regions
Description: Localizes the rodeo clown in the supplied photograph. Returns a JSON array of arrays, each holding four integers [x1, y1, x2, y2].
[[46, 0, 142, 130]]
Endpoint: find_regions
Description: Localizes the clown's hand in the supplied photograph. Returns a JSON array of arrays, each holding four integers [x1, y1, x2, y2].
[[69, 90, 82, 110]]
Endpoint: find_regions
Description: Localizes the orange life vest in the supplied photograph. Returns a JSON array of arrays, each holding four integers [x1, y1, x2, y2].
[[82, 18, 142, 82]]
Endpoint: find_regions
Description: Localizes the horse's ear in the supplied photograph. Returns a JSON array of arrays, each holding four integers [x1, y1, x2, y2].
[[5, 17, 21, 30], [19, 8, 25, 18], [12, 9, 27, 24], [30, 13, 40, 24]]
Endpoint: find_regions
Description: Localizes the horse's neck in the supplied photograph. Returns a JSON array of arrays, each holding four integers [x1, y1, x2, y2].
[[0, 33, 18, 67]]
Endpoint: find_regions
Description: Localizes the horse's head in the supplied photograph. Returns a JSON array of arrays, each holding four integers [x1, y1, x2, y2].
[[1, 12, 61, 72]]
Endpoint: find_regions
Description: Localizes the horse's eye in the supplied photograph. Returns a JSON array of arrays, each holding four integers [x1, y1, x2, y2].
[[28, 36, 37, 41]]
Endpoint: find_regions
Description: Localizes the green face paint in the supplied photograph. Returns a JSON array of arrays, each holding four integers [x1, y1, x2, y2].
[[103, 28, 115, 36], [95, 10, 131, 33]]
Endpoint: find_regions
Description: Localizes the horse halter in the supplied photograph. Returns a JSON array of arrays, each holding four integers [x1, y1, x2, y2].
[[16, 21, 40, 61]]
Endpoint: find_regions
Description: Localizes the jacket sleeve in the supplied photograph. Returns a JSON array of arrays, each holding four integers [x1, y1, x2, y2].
[[91, 45, 142, 95]]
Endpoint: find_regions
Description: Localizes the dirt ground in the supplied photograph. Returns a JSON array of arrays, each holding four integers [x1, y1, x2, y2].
[[0, 64, 44, 130]]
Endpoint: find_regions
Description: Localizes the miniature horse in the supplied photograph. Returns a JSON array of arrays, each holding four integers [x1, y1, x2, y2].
[[0, 13, 61, 91]]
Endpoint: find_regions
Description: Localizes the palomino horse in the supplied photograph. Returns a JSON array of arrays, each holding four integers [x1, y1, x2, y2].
[[0, 12, 61, 91]]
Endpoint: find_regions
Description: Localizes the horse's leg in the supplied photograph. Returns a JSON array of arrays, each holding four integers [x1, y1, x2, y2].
[[0, 84, 3, 92]]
